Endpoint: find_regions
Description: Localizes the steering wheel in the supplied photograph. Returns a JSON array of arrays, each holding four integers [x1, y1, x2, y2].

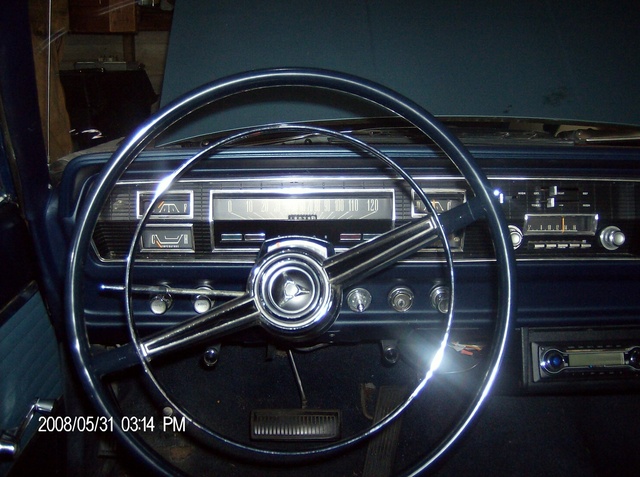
[[66, 68, 516, 476]]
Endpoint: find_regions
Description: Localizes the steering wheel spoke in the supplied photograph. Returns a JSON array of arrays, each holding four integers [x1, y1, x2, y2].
[[91, 342, 142, 377], [438, 196, 487, 233], [325, 196, 486, 288], [140, 294, 259, 359], [324, 215, 438, 287], [90, 294, 259, 377]]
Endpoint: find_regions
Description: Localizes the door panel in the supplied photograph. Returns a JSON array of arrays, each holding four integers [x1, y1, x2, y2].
[[0, 284, 63, 475], [0, 167, 62, 475], [0, 201, 37, 309]]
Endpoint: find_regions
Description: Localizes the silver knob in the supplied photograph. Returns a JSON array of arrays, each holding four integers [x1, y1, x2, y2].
[[429, 286, 451, 314], [600, 226, 625, 250], [193, 287, 214, 314], [150, 294, 172, 315], [388, 286, 414, 312], [508, 225, 523, 249], [347, 288, 372, 313]]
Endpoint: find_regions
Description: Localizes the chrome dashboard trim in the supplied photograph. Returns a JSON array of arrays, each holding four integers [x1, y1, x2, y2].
[[92, 172, 639, 264], [112, 175, 640, 185]]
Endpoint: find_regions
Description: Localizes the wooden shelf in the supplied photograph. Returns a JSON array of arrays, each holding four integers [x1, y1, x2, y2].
[[69, 1, 173, 33], [137, 5, 173, 31]]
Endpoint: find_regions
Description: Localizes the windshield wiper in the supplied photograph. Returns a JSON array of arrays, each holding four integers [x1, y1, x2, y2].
[[562, 128, 640, 144]]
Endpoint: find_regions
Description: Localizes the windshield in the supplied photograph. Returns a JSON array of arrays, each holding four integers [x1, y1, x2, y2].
[[159, 0, 640, 144], [37, 0, 640, 161]]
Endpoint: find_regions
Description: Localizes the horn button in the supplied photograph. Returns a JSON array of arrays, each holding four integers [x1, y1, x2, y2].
[[250, 240, 340, 339]]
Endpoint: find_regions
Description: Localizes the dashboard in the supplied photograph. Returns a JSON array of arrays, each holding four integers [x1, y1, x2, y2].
[[60, 142, 640, 392], [93, 173, 637, 263]]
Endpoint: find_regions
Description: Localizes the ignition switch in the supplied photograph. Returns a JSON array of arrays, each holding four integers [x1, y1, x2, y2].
[[388, 286, 414, 312]]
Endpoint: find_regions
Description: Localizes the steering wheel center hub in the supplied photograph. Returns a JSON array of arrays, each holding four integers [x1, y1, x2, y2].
[[264, 264, 318, 318], [250, 245, 339, 339]]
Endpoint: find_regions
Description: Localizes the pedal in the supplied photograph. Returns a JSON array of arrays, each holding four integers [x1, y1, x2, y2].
[[250, 409, 340, 441], [362, 386, 407, 477]]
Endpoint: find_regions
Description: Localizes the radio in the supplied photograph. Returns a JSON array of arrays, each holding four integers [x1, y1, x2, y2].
[[523, 330, 640, 393], [490, 179, 635, 255], [537, 345, 640, 379]]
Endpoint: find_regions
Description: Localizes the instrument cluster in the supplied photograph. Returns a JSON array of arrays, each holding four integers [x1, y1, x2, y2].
[[93, 173, 639, 262]]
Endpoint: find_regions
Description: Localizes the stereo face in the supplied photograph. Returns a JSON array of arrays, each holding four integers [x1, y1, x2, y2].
[[534, 343, 640, 381]]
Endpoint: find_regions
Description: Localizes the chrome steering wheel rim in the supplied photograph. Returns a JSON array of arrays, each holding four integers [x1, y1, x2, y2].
[[66, 68, 516, 476]]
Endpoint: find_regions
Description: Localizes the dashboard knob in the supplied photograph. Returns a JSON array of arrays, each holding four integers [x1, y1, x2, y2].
[[542, 349, 565, 373], [193, 287, 214, 314], [150, 294, 172, 315], [193, 295, 213, 314], [508, 225, 523, 249], [599, 226, 626, 250], [429, 285, 451, 314], [347, 288, 372, 313]]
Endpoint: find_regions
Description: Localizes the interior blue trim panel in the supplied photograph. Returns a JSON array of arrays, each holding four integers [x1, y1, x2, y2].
[[0, 285, 62, 471]]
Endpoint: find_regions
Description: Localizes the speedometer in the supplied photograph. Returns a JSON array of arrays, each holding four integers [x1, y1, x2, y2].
[[209, 189, 395, 251], [211, 190, 394, 222]]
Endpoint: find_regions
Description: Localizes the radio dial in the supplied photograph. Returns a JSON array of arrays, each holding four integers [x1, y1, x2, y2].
[[600, 226, 625, 250], [542, 349, 565, 373], [508, 225, 523, 249]]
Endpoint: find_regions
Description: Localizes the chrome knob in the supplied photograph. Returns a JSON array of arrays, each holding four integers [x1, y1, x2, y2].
[[600, 226, 625, 250], [193, 287, 214, 314], [347, 288, 372, 313], [508, 225, 523, 249], [150, 294, 172, 315], [429, 286, 451, 314]]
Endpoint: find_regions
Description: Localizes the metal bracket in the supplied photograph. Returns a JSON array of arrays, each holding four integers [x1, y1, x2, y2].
[[0, 398, 55, 459]]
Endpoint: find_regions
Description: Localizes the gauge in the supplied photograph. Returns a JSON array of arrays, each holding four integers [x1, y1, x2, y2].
[[411, 190, 466, 217], [140, 226, 194, 252], [523, 214, 598, 235], [137, 191, 193, 219], [211, 190, 394, 222]]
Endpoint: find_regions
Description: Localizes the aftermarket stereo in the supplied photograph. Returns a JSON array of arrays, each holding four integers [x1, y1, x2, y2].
[[527, 328, 640, 384], [537, 345, 640, 379]]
